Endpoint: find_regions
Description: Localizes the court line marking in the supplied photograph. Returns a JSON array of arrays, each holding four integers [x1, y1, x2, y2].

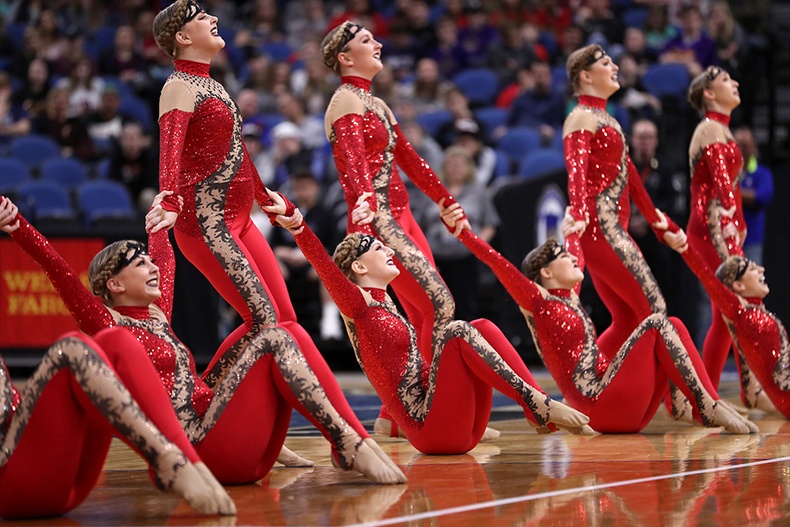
[[348, 455, 790, 527]]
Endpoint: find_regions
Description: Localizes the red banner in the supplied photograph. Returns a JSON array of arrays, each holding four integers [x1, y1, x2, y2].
[[1, 238, 106, 348]]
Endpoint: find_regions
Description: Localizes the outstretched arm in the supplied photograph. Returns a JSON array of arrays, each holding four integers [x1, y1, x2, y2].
[[680, 244, 741, 321], [2, 197, 113, 335]]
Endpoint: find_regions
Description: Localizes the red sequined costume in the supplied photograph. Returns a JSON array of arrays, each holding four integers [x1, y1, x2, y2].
[[458, 229, 724, 432], [2, 222, 204, 517], [563, 95, 678, 356], [687, 111, 745, 389], [326, 75, 461, 373], [295, 223, 560, 454], [682, 247, 790, 418], [8, 213, 371, 484]]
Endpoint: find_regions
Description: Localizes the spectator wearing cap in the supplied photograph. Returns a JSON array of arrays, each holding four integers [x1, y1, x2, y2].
[[241, 122, 274, 187], [106, 121, 158, 212], [276, 92, 326, 150], [86, 84, 126, 157], [451, 117, 497, 187], [436, 86, 478, 147], [268, 121, 326, 190]]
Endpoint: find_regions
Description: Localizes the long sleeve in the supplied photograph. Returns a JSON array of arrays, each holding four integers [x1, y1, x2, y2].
[[563, 130, 592, 222], [294, 225, 369, 319], [565, 233, 584, 296], [9, 214, 114, 335], [702, 142, 738, 212], [332, 113, 377, 213], [246, 147, 296, 225], [458, 229, 543, 312], [148, 228, 175, 322], [393, 124, 460, 212], [157, 108, 192, 213], [681, 246, 741, 321], [626, 156, 662, 225]]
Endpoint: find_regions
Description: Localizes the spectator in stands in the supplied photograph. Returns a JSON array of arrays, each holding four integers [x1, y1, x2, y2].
[[734, 126, 774, 265], [428, 16, 467, 79], [55, 56, 105, 118], [526, 0, 574, 36], [98, 24, 151, 97], [659, 4, 716, 77], [34, 8, 69, 67], [268, 121, 324, 190], [12, 57, 51, 119], [381, 20, 419, 82], [106, 121, 158, 212], [553, 23, 585, 67], [283, 0, 329, 50], [268, 170, 345, 341], [292, 53, 337, 117], [402, 57, 448, 114], [611, 53, 661, 123], [277, 92, 326, 150], [643, 4, 678, 59], [623, 27, 656, 68], [235, 87, 267, 138], [576, 0, 625, 47], [627, 118, 693, 321], [242, 54, 281, 113], [86, 84, 125, 156], [326, 0, 389, 39], [457, 0, 499, 70], [452, 117, 497, 187], [420, 146, 500, 321], [31, 86, 95, 161], [435, 86, 478, 147], [0, 71, 31, 147], [485, 21, 539, 87], [505, 59, 565, 144]]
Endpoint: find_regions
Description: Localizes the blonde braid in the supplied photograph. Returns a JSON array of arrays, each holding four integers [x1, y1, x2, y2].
[[89, 240, 133, 303], [153, 0, 189, 58], [332, 233, 369, 282], [522, 237, 560, 285], [566, 44, 603, 95], [715, 255, 747, 289], [321, 21, 356, 75]]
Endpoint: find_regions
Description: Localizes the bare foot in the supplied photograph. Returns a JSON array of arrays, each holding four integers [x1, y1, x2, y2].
[[276, 445, 314, 467], [192, 462, 237, 516]]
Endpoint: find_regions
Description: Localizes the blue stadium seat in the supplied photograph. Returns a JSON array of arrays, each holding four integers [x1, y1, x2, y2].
[[77, 180, 137, 227], [416, 110, 453, 138], [518, 148, 567, 180], [622, 7, 648, 28], [118, 95, 154, 131], [9, 134, 61, 171], [16, 180, 76, 220], [0, 159, 31, 195], [641, 63, 691, 100], [474, 107, 509, 137], [40, 157, 89, 189], [496, 126, 542, 159], [259, 41, 293, 62], [452, 69, 500, 107]]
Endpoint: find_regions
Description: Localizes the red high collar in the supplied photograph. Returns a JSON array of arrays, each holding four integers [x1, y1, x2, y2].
[[341, 75, 372, 92], [175, 59, 211, 77], [705, 111, 730, 126], [578, 95, 607, 110], [114, 305, 152, 320]]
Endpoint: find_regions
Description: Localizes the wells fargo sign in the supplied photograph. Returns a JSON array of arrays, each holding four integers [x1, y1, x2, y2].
[[1, 238, 105, 347]]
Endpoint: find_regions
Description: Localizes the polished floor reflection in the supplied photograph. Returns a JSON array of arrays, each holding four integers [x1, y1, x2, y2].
[[5, 373, 789, 526]]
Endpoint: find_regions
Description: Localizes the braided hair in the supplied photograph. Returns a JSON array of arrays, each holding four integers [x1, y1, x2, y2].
[[521, 237, 563, 285], [321, 21, 363, 75], [153, 0, 190, 58], [566, 44, 607, 95], [688, 65, 725, 113], [715, 255, 749, 289], [332, 233, 376, 282], [89, 240, 146, 304]]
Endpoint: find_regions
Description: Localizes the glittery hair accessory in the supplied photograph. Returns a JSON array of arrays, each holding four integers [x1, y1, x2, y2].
[[733, 257, 750, 282], [581, 45, 608, 68], [704, 66, 723, 84], [542, 241, 567, 267], [182, 0, 204, 25], [353, 235, 376, 260], [339, 23, 364, 48], [114, 241, 148, 274]]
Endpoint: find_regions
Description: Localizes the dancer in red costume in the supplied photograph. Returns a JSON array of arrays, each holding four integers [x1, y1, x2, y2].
[[1, 193, 404, 485], [145, 2, 404, 482], [321, 22, 510, 438], [686, 66, 746, 390], [274, 211, 594, 455], [0, 198, 234, 518], [678, 241, 789, 417], [562, 45, 687, 357], [439, 200, 756, 434]]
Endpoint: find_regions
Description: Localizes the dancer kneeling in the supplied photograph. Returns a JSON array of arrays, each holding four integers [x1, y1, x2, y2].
[[274, 206, 593, 455], [439, 200, 757, 434]]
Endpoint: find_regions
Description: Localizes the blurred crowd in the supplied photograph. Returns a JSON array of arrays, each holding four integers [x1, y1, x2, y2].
[[0, 0, 774, 352]]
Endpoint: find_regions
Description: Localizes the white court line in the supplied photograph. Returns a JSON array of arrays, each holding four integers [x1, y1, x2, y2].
[[347, 455, 790, 527]]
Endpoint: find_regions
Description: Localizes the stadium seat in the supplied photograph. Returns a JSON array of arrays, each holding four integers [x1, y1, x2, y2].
[[474, 107, 509, 136], [452, 68, 500, 107], [518, 148, 567, 180], [16, 180, 76, 220], [77, 180, 137, 227], [496, 126, 542, 159], [0, 159, 31, 195], [416, 110, 453, 137], [641, 63, 691, 100], [9, 134, 61, 171], [40, 157, 89, 189]]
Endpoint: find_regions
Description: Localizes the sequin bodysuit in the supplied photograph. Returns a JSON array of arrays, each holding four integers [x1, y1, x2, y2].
[[563, 94, 675, 356], [687, 111, 745, 389], [326, 75, 459, 372], [682, 247, 790, 418], [295, 223, 556, 453], [459, 230, 720, 433], [9, 215, 371, 484]]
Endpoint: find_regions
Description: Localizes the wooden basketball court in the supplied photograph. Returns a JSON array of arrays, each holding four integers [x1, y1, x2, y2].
[[5, 371, 788, 526]]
